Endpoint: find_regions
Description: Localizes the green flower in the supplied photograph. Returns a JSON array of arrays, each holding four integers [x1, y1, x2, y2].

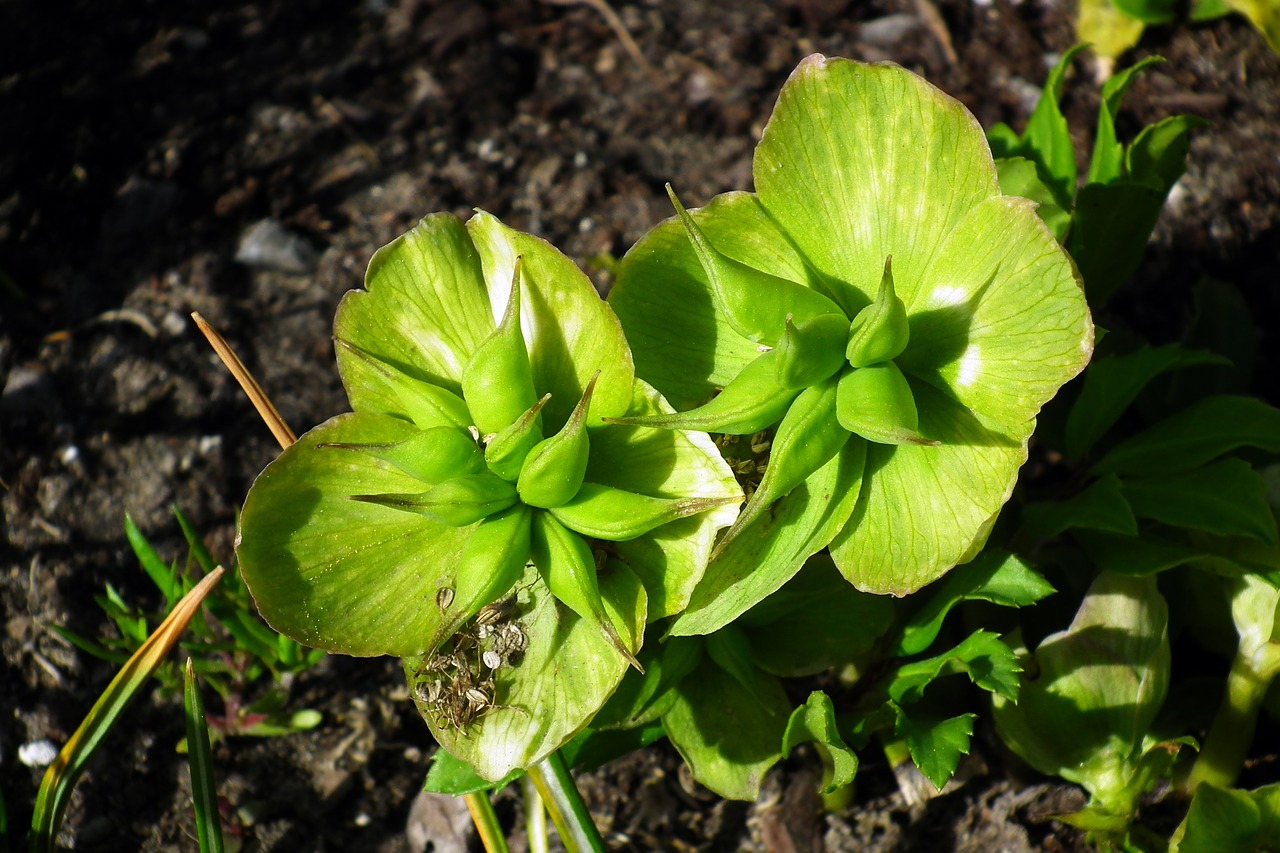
[[236, 211, 741, 780], [609, 56, 1093, 630]]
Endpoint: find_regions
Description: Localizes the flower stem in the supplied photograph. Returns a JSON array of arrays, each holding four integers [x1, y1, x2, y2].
[[464, 792, 510, 853], [1185, 644, 1276, 792], [527, 751, 606, 853], [522, 773, 550, 853]]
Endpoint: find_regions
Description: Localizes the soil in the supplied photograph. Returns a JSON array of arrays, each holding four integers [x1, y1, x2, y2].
[[3, 0, 1278, 850]]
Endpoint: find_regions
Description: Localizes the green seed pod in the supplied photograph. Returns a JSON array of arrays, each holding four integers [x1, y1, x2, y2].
[[461, 258, 539, 436], [351, 470, 518, 527], [835, 362, 937, 446], [605, 350, 800, 436], [774, 312, 853, 390], [484, 393, 551, 482], [549, 483, 740, 541], [667, 185, 843, 345], [432, 504, 531, 652], [846, 257, 910, 368], [517, 374, 597, 508], [319, 426, 482, 486], [335, 337, 472, 429], [530, 512, 643, 671], [712, 375, 850, 557]]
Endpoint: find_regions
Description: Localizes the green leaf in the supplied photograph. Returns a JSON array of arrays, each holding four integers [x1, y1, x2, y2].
[[894, 550, 1055, 657], [782, 692, 859, 793], [125, 513, 179, 604], [992, 572, 1170, 805], [670, 437, 866, 636], [1175, 782, 1265, 853], [740, 553, 895, 677], [1023, 474, 1138, 539], [423, 747, 521, 795], [994, 156, 1071, 241], [1127, 114, 1211, 192], [1076, 529, 1208, 576], [1066, 344, 1230, 460], [593, 636, 703, 730], [183, 660, 225, 853], [830, 385, 1033, 595], [1121, 459, 1279, 544], [1076, 1, 1146, 62], [1016, 45, 1090, 204], [561, 721, 668, 773], [663, 655, 791, 800], [889, 630, 1022, 705], [756, 56, 1000, 315], [1111, 0, 1179, 22], [894, 707, 974, 792], [1224, 0, 1280, 53], [1087, 56, 1164, 185], [1094, 395, 1280, 475], [238, 412, 472, 657], [1067, 181, 1167, 305]]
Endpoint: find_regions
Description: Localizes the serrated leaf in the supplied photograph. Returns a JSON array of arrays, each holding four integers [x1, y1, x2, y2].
[[782, 692, 859, 793], [1087, 56, 1165, 185], [1094, 395, 1280, 476], [1128, 114, 1211, 192], [1121, 459, 1278, 544], [1023, 474, 1137, 540], [1017, 45, 1090, 205], [894, 707, 974, 792], [889, 630, 1022, 705], [895, 550, 1055, 656], [1066, 344, 1231, 460]]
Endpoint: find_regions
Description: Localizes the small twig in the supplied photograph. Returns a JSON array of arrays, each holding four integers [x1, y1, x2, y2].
[[544, 0, 661, 85], [191, 312, 296, 450]]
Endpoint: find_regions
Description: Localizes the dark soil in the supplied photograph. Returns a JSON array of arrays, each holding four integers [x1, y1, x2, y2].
[[3, 1, 1278, 850]]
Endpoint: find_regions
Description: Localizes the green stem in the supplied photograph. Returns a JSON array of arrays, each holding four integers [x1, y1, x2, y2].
[[527, 751, 606, 853], [464, 792, 510, 853], [1185, 646, 1274, 792], [522, 773, 550, 853]]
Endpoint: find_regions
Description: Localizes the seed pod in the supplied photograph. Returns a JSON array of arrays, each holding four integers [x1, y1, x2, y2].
[[517, 374, 597, 508], [319, 426, 482, 486], [712, 375, 850, 558], [667, 185, 843, 345], [530, 512, 643, 672], [335, 337, 472, 429], [484, 393, 551, 482], [836, 362, 937, 446], [549, 483, 740, 542], [605, 350, 800, 436], [433, 504, 531, 651], [774, 312, 853, 390], [351, 470, 518, 527], [846, 256, 910, 368], [462, 258, 539, 435]]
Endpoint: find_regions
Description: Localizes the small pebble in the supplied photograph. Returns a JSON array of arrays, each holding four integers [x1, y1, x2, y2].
[[19, 739, 59, 768], [235, 219, 318, 275]]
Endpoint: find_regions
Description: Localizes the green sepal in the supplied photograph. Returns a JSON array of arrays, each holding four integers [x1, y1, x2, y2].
[[431, 504, 531, 651], [774, 312, 852, 390], [483, 393, 551, 481], [334, 337, 471, 429], [604, 349, 799, 436], [781, 692, 859, 794], [712, 375, 849, 558], [845, 257, 909, 368], [667, 184, 843, 345], [836, 362, 935, 446], [517, 374, 596, 508], [353, 471, 518, 527], [530, 512, 643, 671], [318, 426, 482, 486], [461, 258, 538, 435], [549, 482, 739, 542]]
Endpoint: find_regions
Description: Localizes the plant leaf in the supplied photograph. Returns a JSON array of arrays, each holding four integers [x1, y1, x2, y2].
[[994, 156, 1071, 241], [1066, 344, 1230, 460], [1121, 459, 1279, 544], [782, 692, 859, 793], [1094, 395, 1280, 476], [1015, 45, 1090, 202], [1087, 56, 1164, 185], [1023, 474, 1137, 539], [894, 707, 975, 792], [889, 630, 1022, 705]]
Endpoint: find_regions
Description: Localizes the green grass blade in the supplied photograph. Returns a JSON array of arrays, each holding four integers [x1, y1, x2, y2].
[[184, 659, 225, 853], [47, 625, 132, 665], [124, 513, 180, 603], [173, 506, 218, 574], [463, 793, 510, 853], [30, 568, 225, 853]]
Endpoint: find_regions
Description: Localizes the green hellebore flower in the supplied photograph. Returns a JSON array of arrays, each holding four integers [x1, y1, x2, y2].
[[610, 55, 1093, 630], [236, 211, 741, 781]]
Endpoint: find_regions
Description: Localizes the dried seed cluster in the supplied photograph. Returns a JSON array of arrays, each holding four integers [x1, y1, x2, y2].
[[414, 595, 529, 732]]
